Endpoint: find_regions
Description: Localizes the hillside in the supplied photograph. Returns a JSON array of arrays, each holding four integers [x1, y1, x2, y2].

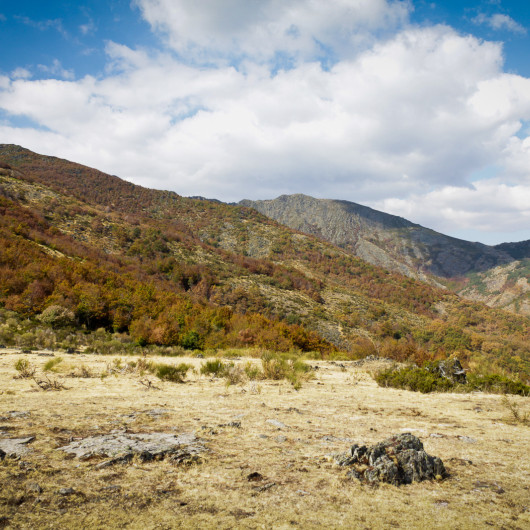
[[0, 145, 529, 380], [240, 194, 530, 315]]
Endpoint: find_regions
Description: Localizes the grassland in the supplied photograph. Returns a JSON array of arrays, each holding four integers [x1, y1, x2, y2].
[[1, 350, 529, 529]]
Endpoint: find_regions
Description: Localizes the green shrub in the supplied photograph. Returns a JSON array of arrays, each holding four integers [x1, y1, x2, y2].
[[148, 362, 192, 383], [467, 373, 530, 396], [180, 331, 202, 350], [44, 357, 63, 372], [375, 364, 530, 395], [260, 352, 313, 389], [200, 359, 230, 377], [244, 362, 263, 381], [14, 358, 36, 378]]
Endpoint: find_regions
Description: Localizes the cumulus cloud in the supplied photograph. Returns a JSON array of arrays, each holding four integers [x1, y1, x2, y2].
[[133, 0, 411, 64], [473, 13, 527, 35], [373, 181, 530, 240], [0, 2, 530, 244]]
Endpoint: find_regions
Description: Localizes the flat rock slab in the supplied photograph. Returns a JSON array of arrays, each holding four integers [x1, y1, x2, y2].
[[266, 419, 288, 429], [0, 437, 35, 457], [59, 432, 205, 463]]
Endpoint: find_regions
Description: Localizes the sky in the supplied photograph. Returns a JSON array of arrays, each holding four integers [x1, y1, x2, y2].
[[1, 1, 530, 245]]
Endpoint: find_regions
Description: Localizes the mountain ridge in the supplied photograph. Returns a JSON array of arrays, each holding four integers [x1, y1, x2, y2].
[[240, 194, 529, 315], [0, 144, 528, 380]]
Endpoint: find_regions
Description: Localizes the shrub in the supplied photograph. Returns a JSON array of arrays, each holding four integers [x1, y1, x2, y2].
[[14, 358, 36, 378], [467, 373, 530, 396], [180, 331, 202, 350], [44, 357, 63, 372], [244, 362, 262, 381], [148, 362, 192, 383], [375, 364, 530, 395], [200, 359, 230, 377], [38, 305, 75, 328], [260, 352, 313, 390]]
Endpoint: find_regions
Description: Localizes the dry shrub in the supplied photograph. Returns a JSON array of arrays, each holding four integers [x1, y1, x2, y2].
[[13, 358, 36, 379]]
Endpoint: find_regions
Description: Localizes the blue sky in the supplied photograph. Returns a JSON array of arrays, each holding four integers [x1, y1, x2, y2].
[[1, 1, 530, 244]]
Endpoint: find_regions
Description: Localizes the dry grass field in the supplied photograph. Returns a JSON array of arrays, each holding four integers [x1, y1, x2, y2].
[[1, 351, 529, 529]]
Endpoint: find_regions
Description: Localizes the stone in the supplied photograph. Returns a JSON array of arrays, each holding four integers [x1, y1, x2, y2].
[[334, 433, 446, 486], [0, 437, 35, 457], [59, 432, 206, 465], [266, 419, 287, 429], [458, 436, 477, 444], [58, 488, 75, 496], [430, 358, 467, 383], [276, 435, 287, 443], [26, 483, 42, 494]]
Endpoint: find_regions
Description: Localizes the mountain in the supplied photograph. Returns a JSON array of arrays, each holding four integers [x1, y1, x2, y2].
[[0, 145, 529, 381], [240, 194, 529, 315], [240, 194, 512, 279], [494, 240, 530, 260]]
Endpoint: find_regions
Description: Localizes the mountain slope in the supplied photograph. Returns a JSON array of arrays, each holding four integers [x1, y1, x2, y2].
[[240, 194, 530, 315], [0, 145, 529, 380], [240, 194, 512, 279]]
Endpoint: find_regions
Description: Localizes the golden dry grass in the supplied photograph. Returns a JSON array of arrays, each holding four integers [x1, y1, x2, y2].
[[0, 351, 529, 529]]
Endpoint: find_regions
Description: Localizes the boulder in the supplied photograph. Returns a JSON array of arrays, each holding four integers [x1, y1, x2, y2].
[[431, 358, 467, 383], [334, 433, 446, 486]]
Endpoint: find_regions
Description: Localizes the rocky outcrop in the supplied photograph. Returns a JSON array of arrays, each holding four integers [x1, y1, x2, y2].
[[59, 432, 206, 466], [430, 358, 467, 384], [334, 433, 446, 485]]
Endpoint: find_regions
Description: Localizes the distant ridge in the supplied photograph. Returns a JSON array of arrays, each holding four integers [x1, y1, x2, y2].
[[240, 194, 512, 280]]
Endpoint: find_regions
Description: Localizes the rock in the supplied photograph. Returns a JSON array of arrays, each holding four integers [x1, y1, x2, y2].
[[276, 435, 287, 443], [266, 419, 287, 429], [0, 437, 35, 457], [1, 411, 31, 419], [59, 432, 206, 465], [58, 488, 75, 496], [218, 421, 241, 428], [26, 483, 42, 494], [457, 436, 477, 444], [247, 472, 263, 481], [430, 358, 467, 383], [334, 433, 446, 486]]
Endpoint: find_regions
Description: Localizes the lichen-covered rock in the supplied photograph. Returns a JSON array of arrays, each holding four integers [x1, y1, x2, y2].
[[335, 433, 446, 486], [59, 432, 205, 465], [430, 359, 467, 383]]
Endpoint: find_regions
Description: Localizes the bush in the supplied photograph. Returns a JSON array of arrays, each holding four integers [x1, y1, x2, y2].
[[375, 365, 453, 393], [260, 352, 313, 390], [180, 331, 202, 350], [467, 373, 530, 396], [14, 358, 36, 378], [200, 359, 230, 377], [375, 364, 530, 395], [38, 305, 75, 328], [148, 362, 192, 383], [44, 357, 63, 372]]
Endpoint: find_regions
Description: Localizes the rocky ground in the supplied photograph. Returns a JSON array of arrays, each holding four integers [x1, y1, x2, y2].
[[0, 351, 529, 529]]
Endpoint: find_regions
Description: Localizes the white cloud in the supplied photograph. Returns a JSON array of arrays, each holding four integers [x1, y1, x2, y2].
[[10, 68, 32, 80], [37, 59, 75, 80], [0, 3, 530, 244], [79, 19, 96, 35], [473, 13, 527, 35], [373, 180, 530, 243], [133, 0, 411, 64]]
